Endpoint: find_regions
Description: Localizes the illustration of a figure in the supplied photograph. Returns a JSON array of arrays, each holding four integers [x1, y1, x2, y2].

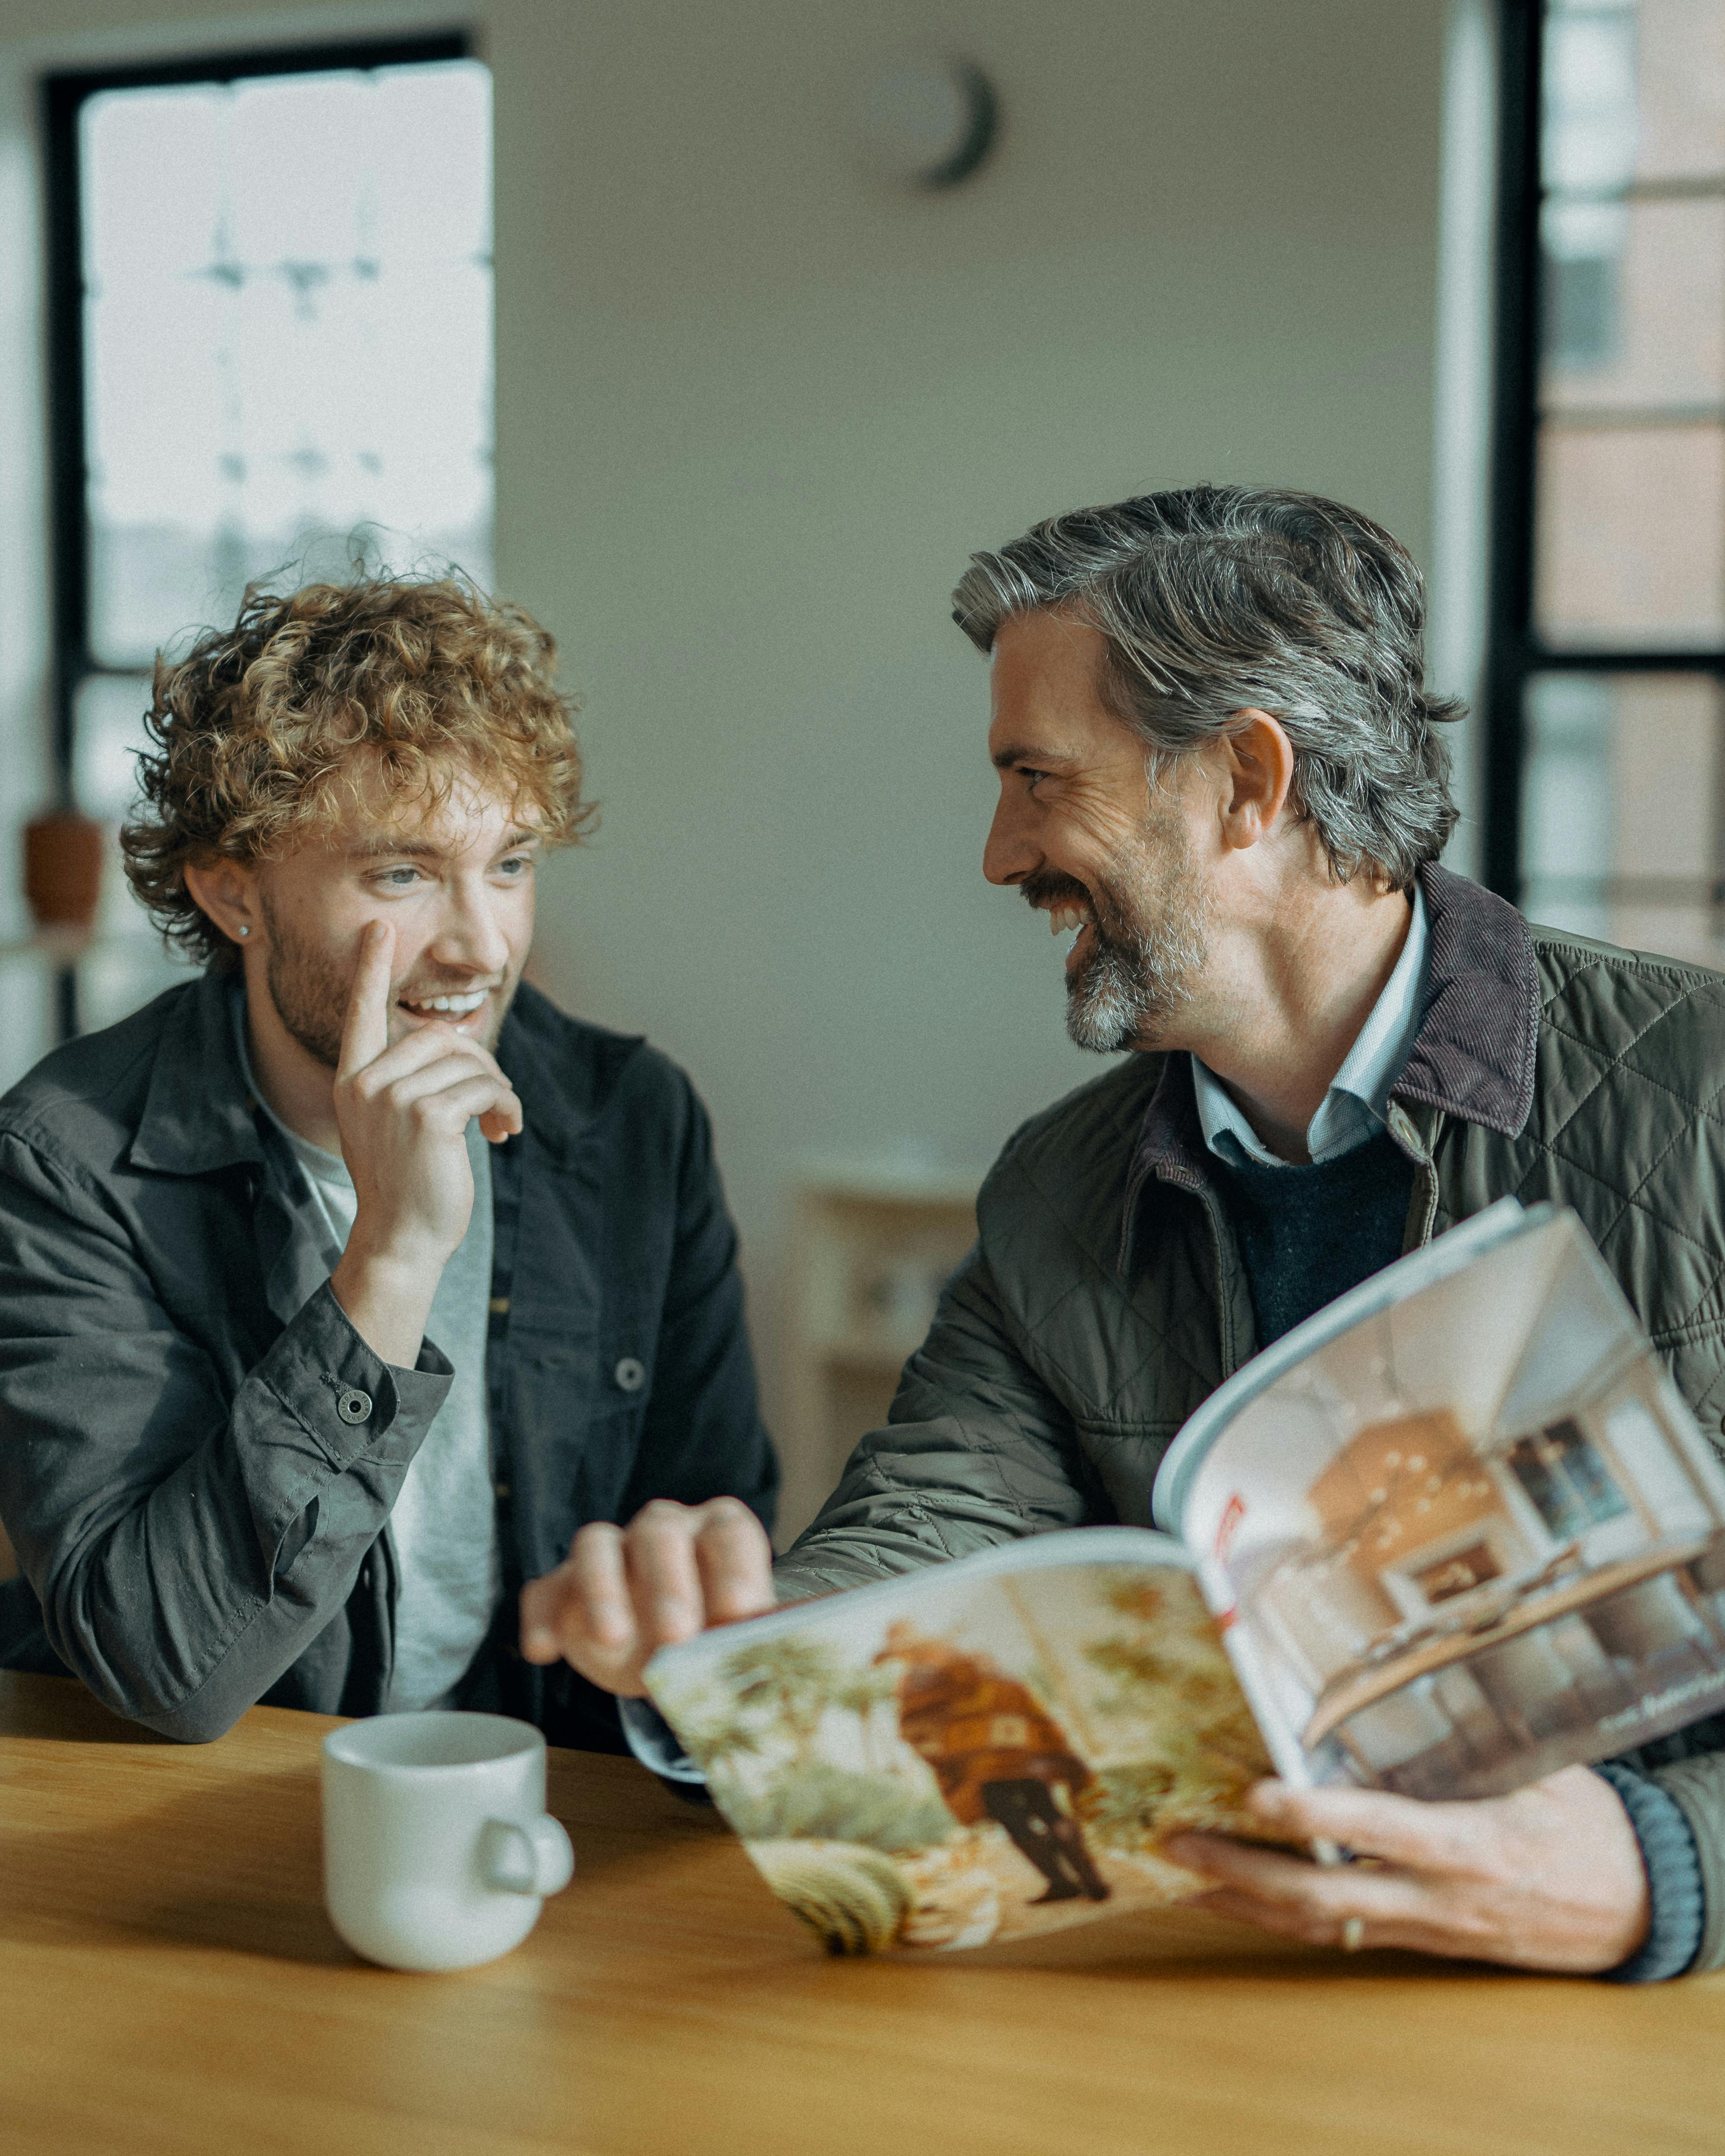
[[875, 1621, 1110, 1904]]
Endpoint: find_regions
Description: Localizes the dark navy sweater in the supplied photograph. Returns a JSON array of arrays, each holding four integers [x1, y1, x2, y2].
[[1208, 1127, 1414, 1348]]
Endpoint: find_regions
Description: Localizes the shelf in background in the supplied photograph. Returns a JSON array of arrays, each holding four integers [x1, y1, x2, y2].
[[0, 927, 99, 964], [0, 927, 177, 964], [779, 1166, 980, 1543]]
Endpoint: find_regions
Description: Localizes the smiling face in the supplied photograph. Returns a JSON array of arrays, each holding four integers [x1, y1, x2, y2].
[[983, 610, 1212, 1053], [247, 766, 541, 1071]]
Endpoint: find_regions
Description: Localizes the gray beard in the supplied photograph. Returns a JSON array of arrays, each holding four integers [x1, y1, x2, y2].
[[1063, 858, 1210, 1056]]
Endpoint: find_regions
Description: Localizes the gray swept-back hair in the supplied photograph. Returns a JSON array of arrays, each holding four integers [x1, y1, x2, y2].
[[951, 485, 1462, 887]]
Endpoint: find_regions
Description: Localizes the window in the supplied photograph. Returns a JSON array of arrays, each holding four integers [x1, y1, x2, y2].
[[1484, 1, 1725, 960], [44, 37, 493, 1031], [1506, 1419, 1631, 1539]]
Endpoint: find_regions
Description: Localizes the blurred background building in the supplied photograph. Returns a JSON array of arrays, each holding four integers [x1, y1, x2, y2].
[[0, 0, 1716, 1540]]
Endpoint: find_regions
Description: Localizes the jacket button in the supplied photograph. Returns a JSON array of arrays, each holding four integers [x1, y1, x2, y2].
[[613, 1356, 646, 1394], [336, 1388, 373, 1425]]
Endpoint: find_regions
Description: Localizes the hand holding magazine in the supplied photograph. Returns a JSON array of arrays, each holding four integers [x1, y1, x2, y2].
[[645, 1201, 1725, 1956]]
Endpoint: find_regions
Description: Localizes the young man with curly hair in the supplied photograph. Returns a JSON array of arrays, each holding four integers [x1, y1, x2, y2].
[[0, 576, 776, 1749]]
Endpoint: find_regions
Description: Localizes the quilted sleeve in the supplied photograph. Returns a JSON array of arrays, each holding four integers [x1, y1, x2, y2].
[[772, 1240, 1096, 1601]]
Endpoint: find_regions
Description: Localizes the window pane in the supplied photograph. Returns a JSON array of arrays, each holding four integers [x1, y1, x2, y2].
[[1536, 423, 1725, 645], [1543, 3, 1639, 196], [1634, 0, 1725, 181], [79, 58, 493, 669], [72, 673, 152, 824], [1521, 671, 1724, 960], [1541, 196, 1725, 409], [1545, 0, 1725, 186], [1536, 3, 1725, 656]]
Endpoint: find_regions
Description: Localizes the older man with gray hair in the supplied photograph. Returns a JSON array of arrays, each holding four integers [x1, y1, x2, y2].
[[522, 485, 1725, 1981]]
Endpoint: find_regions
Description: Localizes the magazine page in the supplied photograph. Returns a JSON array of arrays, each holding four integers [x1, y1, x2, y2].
[[1158, 1205, 1725, 1799], [644, 1528, 1271, 1956]]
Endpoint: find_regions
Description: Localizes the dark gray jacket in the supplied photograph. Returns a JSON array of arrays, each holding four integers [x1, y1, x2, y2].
[[777, 866, 1725, 1975], [0, 972, 776, 1747]]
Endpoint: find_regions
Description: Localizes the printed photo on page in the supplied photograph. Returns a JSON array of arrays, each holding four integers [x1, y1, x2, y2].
[[1158, 1202, 1725, 1799]]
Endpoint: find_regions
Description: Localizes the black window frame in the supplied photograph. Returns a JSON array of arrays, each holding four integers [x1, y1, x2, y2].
[[40, 30, 472, 1032], [1482, 0, 1725, 906]]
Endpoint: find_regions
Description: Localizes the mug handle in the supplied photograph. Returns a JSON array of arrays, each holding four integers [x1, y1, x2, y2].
[[479, 1814, 576, 1898]]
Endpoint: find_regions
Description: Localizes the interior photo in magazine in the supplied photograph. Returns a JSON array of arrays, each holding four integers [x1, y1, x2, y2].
[[1166, 1204, 1725, 1801]]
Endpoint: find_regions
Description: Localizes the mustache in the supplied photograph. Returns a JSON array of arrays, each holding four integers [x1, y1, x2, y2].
[[1020, 869, 1091, 914]]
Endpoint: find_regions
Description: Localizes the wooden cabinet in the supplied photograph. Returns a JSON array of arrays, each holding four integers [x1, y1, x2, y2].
[[777, 1168, 978, 1543]]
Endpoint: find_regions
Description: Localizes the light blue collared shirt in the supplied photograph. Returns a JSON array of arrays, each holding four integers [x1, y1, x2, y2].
[[1191, 885, 1429, 1169]]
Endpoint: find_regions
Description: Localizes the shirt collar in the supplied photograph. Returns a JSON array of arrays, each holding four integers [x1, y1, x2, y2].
[[1191, 883, 1430, 1168]]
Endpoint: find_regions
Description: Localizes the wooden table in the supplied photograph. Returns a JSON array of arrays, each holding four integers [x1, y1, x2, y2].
[[4, 1675, 1722, 2154]]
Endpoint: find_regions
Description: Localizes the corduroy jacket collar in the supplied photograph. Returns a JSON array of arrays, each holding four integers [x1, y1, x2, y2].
[[1392, 865, 1539, 1136]]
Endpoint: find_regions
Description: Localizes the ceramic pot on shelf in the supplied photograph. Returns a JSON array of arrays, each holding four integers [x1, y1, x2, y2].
[[23, 811, 105, 936]]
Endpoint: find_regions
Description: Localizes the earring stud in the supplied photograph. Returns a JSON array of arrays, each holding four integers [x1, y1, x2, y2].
[[237, 925, 249, 938]]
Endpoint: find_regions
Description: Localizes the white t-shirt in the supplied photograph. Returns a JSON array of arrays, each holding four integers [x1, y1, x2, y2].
[[273, 1116, 502, 1712]]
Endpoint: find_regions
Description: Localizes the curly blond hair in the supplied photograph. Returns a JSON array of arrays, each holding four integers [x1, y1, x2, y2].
[[122, 574, 592, 968]]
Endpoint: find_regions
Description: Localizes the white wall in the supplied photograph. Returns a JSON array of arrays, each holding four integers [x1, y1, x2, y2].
[[1, 0, 1455, 1469], [488, 0, 1452, 1430]]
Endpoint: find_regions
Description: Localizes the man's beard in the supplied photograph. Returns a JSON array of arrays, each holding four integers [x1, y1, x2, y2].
[[257, 892, 513, 1069], [1024, 829, 1210, 1056]]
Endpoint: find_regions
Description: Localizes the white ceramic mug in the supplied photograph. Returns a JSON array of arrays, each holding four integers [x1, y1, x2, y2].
[[322, 1711, 574, 1972]]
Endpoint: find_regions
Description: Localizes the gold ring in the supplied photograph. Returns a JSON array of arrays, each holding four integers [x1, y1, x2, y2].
[[1341, 1916, 1365, 1953]]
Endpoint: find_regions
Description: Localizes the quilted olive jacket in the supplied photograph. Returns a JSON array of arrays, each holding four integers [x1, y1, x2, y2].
[[776, 865, 1725, 1971]]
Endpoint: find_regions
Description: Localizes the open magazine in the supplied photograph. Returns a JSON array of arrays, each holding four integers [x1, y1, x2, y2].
[[644, 1201, 1725, 1956]]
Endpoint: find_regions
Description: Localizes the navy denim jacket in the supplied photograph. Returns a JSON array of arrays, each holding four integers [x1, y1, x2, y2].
[[0, 970, 777, 1746]]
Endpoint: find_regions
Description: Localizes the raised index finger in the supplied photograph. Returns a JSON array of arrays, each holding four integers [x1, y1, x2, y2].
[[338, 921, 395, 1077]]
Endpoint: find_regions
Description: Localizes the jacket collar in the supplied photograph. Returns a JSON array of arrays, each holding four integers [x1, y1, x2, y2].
[[1392, 863, 1539, 1138], [128, 970, 265, 1176], [1119, 863, 1540, 1266], [1131, 1052, 1206, 1198]]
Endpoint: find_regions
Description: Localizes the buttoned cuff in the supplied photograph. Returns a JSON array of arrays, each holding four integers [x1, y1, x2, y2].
[[1595, 1762, 1705, 1983], [254, 1279, 453, 1472], [619, 1696, 706, 1785]]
